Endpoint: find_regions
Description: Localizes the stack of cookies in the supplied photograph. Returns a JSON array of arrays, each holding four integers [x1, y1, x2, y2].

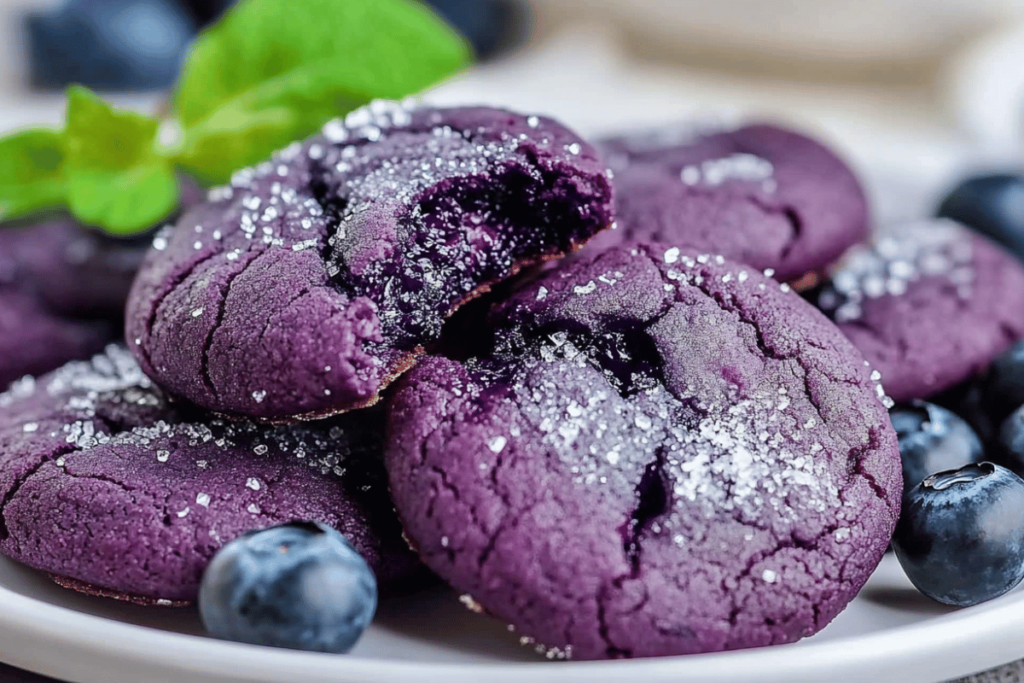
[[3, 100, 1022, 659]]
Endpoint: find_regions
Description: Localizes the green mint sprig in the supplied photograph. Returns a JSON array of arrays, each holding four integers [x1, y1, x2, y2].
[[0, 0, 471, 234]]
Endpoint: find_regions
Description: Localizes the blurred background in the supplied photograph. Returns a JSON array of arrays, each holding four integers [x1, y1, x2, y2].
[[2, 0, 1024, 223]]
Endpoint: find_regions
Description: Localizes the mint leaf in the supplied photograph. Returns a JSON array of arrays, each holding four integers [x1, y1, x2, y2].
[[62, 86, 179, 234], [174, 0, 471, 184], [0, 129, 65, 222]]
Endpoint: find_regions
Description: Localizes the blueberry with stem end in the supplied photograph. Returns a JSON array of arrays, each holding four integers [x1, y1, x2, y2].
[[893, 462, 1024, 607], [890, 400, 984, 493], [199, 521, 377, 653]]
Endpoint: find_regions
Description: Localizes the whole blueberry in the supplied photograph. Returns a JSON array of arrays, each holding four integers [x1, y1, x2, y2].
[[890, 401, 984, 493], [25, 0, 196, 90], [980, 339, 1024, 428], [937, 174, 1024, 262], [199, 521, 377, 653], [893, 462, 1024, 606]]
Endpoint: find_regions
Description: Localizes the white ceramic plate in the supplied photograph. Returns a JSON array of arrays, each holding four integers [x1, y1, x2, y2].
[[0, 552, 1021, 683]]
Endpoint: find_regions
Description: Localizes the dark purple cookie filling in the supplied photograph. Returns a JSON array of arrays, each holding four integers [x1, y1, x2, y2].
[[582, 122, 868, 282], [813, 219, 1024, 402], [126, 102, 614, 422], [386, 244, 900, 660], [0, 346, 420, 603]]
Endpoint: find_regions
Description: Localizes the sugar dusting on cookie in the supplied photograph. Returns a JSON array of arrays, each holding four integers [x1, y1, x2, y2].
[[1, 345, 379, 479], [503, 250, 846, 527], [679, 154, 777, 194], [819, 219, 975, 323], [512, 356, 841, 524]]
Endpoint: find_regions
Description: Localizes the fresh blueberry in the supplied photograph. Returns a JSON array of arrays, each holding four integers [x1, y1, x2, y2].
[[980, 339, 1024, 429], [892, 462, 1024, 606], [199, 521, 377, 653], [25, 0, 196, 90], [890, 401, 984, 493], [425, 0, 530, 61], [937, 174, 1024, 262]]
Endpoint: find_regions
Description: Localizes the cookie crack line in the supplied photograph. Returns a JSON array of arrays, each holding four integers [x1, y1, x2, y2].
[[747, 192, 804, 264], [0, 444, 75, 540], [643, 247, 837, 430], [622, 447, 671, 576], [648, 247, 884, 470], [136, 250, 221, 369], [723, 518, 852, 637], [200, 249, 263, 403], [596, 583, 633, 658], [849, 425, 895, 507]]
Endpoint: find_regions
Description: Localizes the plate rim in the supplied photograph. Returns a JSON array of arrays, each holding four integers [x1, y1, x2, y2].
[[0, 566, 1022, 683]]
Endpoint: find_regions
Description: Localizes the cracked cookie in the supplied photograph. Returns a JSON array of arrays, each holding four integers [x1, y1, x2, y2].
[[583, 123, 867, 282], [125, 101, 615, 422], [0, 345, 420, 603], [812, 219, 1024, 402], [385, 243, 901, 659]]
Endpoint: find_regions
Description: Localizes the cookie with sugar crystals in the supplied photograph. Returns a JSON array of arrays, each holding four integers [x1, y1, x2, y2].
[[126, 101, 615, 422], [812, 219, 1024, 402], [583, 123, 867, 282], [0, 345, 420, 603], [386, 243, 900, 660]]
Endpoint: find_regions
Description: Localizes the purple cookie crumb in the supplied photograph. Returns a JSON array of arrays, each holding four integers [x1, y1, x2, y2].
[[584, 123, 868, 281], [126, 101, 615, 422], [386, 243, 900, 660], [0, 346, 420, 603], [815, 219, 1024, 402]]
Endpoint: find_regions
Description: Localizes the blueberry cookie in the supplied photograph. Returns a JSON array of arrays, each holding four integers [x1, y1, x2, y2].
[[126, 102, 615, 422], [0, 346, 419, 603], [386, 243, 900, 660], [813, 219, 1024, 402], [0, 181, 205, 386], [584, 123, 867, 282]]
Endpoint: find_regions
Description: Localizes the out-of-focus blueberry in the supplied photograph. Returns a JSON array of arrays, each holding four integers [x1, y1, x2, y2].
[[998, 404, 1024, 475], [425, 0, 530, 61], [25, 0, 196, 91], [176, 0, 234, 28], [199, 521, 377, 654], [981, 339, 1024, 429], [937, 174, 1024, 263]]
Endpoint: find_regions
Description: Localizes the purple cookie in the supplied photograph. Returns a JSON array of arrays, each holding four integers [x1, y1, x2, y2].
[[386, 243, 901, 660], [0, 221, 136, 387], [126, 101, 615, 422], [814, 219, 1024, 402], [583, 123, 868, 281], [0, 181, 206, 387], [0, 290, 112, 389], [0, 346, 420, 603]]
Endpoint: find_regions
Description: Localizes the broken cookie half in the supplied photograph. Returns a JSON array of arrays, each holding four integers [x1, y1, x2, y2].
[[126, 102, 615, 422]]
